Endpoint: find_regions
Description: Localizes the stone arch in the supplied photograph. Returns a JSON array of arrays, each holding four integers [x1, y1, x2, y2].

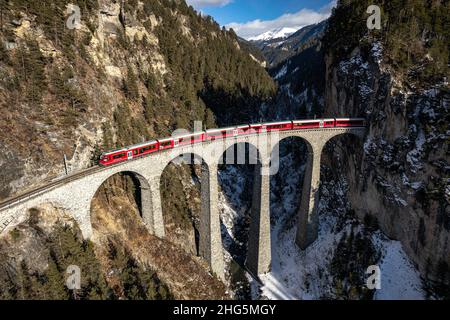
[[159, 151, 224, 279], [165, 150, 207, 168], [321, 129, 365, 149], [293, 129, 366, 250], [160, 152, 206, 255], [319, 130, 366, 217], [320, 130, 365, 153], [268, 136, 313, 263], [217, 141, 261, 166], [269, 135, 313, 177], [216, 142, 263, 288], [90, 170, 153, 235], [320, 130, 366, 190]]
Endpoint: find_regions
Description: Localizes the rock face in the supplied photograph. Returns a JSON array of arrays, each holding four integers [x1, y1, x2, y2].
[[0, 0, 275, 202], [323, 35, 449, 285], [300, 1, 450, 292]]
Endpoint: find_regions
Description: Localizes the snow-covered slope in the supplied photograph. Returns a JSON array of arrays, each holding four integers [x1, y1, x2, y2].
[[257, 173, 425, 300], [249, 27, 297, 41], [216, 138, 426, 300], [250, 21, 327, 68]]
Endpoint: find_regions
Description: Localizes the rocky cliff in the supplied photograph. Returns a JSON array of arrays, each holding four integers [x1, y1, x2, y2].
[[322, 0, 449, 292]]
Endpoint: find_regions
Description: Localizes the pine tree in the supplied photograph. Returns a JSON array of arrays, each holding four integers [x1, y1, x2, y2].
[[44, 259, 69, 300], [124, 65, 140, 101], [144, 94, 154, 123], [102, 122, 114, 149], [17, 38, 47, 106]]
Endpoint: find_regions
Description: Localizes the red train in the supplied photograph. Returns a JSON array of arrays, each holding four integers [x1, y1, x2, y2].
[[99, 118, 365, 166]]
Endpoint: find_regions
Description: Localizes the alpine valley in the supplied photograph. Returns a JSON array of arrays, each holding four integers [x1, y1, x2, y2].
[[0, 0, 448, 300]]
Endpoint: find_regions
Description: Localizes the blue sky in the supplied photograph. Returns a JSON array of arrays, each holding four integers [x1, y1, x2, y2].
[[186, 0, 335, 39]]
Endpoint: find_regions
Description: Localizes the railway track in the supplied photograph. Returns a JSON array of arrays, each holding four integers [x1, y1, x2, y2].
[[0, 166, 104, 211], [0, 152, 157, 211]]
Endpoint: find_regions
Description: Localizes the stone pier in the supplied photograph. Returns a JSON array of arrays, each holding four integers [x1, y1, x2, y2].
[[295, 145, 322, 249], [247, 162, 272, 276], [200, 162, 225, 280]]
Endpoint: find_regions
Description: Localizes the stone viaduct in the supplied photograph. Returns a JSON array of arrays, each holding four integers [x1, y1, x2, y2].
[[0, 127, 365, 281]]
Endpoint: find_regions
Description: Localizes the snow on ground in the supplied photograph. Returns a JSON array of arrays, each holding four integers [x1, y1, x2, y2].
[[257, 176, 349, 300], [274, 63, 288, 80], [256, 174, 426, 300], [372, 235, 425, 300], [217, 152, 426, 300], [248, 27, 297, 41], [371, 42, 383, 65], [218, 166, 246, 244]]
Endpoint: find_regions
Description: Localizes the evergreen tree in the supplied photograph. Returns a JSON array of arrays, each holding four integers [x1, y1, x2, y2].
[[44, 259, 69, 300], [124, 65, 140, 101]]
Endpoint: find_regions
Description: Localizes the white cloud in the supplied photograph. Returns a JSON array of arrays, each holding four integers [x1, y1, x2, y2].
[[226, 1, 336, 40], [186, 0, 232, 8]]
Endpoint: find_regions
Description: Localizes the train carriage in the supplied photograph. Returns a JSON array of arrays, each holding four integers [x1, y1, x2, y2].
[[335, 118, 366, 127], [129, 140, 159, 158], [292, 119, 321, 129], [236, 124, 252, 135], [173, 132, 205, 147], [249, 124, 264, 133], [322, 118, 336, 128], [99, 140, 160, 166], [158, 138, 174, 150], [292, 118, 336, 129], [261, 121, 293, 132], [205, 127, 237, 141], [99, 148, 129, 166]]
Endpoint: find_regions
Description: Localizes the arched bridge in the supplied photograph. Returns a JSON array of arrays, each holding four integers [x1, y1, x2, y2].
[[0, 124, 365, 280]]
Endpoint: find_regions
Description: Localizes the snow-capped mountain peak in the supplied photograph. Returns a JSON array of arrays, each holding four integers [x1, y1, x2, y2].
[[249, 27, 298, 41]]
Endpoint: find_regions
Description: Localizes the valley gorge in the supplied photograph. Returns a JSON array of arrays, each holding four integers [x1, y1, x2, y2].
[[0, 0, 448, 300]]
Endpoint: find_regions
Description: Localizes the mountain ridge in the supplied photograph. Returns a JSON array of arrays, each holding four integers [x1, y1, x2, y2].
[[250, 20, 327, 68], [248, 27, 297, 41]]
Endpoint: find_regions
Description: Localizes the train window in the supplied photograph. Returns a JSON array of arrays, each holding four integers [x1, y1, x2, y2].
[[161, 141, 172, 147], [113, 153, 125, 159], [134, 150, 139, 155], [140, 145, 156, 153]]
